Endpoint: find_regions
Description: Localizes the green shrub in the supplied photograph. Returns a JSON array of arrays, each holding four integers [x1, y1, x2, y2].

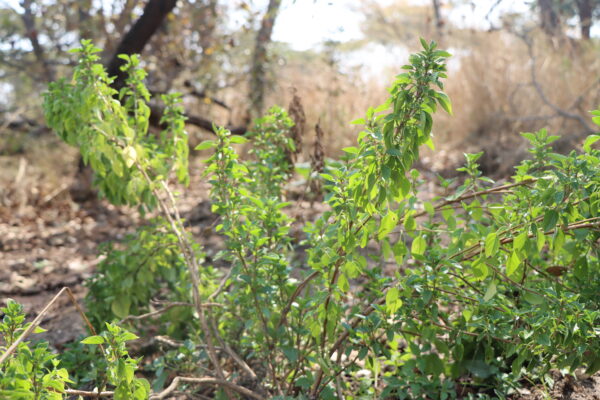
[[33, 38, 600, 398]]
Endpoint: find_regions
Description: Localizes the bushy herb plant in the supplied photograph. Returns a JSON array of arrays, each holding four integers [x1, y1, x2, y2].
[[28, 38, 600, 398]]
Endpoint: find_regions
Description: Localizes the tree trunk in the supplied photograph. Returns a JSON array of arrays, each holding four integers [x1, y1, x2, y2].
[[432, 0, 443, 35], [20, 0, 54, 82], [249, 0, 282, 119], [105, 0, 177, 91], [576, 0, 593, 40], [77, 0, 93, 40], [538, 0, 561, 36]]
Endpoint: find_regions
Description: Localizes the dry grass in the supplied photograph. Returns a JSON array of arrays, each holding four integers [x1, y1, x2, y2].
[[256, 30, 600, 176], [267, 55, 388, 160], [433, 30, 600, 175]]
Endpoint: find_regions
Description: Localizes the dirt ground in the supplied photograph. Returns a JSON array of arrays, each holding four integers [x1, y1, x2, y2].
[[1, 149, 599, 399]]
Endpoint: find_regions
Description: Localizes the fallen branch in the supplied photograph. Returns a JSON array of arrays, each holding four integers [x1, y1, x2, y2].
[[149, 376, 265, 400], [64, 389, 114, 398]]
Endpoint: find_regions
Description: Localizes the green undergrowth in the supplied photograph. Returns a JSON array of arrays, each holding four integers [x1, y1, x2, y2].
[[0, 38, 599, 399]]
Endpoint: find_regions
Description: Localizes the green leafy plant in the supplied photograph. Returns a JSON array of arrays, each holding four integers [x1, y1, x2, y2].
[[0, 299, 70, 400], [84, 217, 216, 336], [37, 38, 600, 399], [81, 324, 150, 400]]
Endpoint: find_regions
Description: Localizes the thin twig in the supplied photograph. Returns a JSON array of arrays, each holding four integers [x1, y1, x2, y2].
[[519, 33, 594, 133], [413, 178, 537, 219], [0, 287, 68, 365], [64, 389, 114, 398], [149, 376, 264, 400], [64, 287, 98, 336], [209, 316, 258, 379], [137, 168, 231, 391], [208, 266, 234, 300], [119, 301, 222, 324]]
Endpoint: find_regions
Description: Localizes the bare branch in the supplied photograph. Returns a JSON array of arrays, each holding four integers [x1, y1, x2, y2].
[[519, 33, 594, 133], [149, 376, 265, 400], [64, 389, 114, 398]]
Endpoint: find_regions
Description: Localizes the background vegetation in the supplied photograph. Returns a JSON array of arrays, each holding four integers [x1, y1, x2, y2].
[[0, 1, 599, 399]]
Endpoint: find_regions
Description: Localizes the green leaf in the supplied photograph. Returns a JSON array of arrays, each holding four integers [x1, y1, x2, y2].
[[484, 232, 499, 258], [483, 282, 497, 301], [586, 355, 600, 375], [424, 202, 434, 217], [229, 135, 248, 144], [122, 146, 137, 168], [506, 251, 521, 278], [282, 346, 299, 363], [411, 235, 426, 257], [523, 292, 544, 305], [423, 353, 444, 376], [121, 331, 139, 342], [433, 50, 452, 58], [378, 212, 398, 240], [465, 360, 493, 379], [337, 273, 350, 293], [111, 296, 131, 318], [385, 287, 402, 315], [194, 140, 215, 150], [536, 228, 546, 251], [542, 210, 559, 231], [583, 135, 600, 152], [513, 231, 528, 251], [81, 335, 105, 345], [472, 258, 489, 280], [435, 91, 452, 115], [33, 326, 47, 334]]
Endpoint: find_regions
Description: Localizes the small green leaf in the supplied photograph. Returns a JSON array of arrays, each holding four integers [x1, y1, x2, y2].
[[523, 292, 544, 305], [121, 331, 139, 341], [378, 212, 398, 240], [472, 258, 489, 280], [229, 135, 248, 144], [194, 140, 215, 150], [81, 335, 105, 345], [282, 346, 299, 363], [33, 326, 47, 334], [424, 202, 434, 217], [411, 235, 426, 257], [435, 91, 452, 115], [385, 287, 402, 315], [536, 228, 546, 251], [506, 251, 521, 278], [583, 135, 599, 152], [483, 282, 497, 301], [513, 231, 528, 251], [542, 210, 559, 231], [423, 353, 444, 376], [484, 232, 499, 258], [122, 146, 137, 168]]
